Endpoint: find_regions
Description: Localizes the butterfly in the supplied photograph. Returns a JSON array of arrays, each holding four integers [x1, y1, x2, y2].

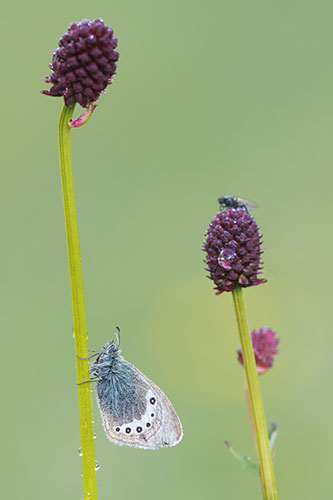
[[86, 328, 183, 449]]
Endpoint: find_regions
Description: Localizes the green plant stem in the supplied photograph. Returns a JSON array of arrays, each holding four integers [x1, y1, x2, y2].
[[232, 286, 278, 500], [58, 103, 97, 500], [244, 379, 257, 452]]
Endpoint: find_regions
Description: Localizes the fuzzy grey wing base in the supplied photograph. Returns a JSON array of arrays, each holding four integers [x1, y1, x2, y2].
[[96, 366, 148, 426]]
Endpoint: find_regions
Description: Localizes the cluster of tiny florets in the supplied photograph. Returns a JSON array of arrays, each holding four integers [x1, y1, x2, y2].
[[42, 19, 119, 107], [237, 327, 280, 373], [203, 207, 266, 294]]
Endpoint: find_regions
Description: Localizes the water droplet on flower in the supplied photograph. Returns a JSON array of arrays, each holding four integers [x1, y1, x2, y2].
[[239, 274, 249, 285], [218, 248, 236, 270], [95, 460, 100, 471], [78, 448, 82, 456]]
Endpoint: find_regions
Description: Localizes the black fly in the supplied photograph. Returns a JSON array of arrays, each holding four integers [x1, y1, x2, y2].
[[218, 196, 258, 213]]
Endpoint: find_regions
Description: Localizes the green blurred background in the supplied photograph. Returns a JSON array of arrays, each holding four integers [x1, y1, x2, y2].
[[2, 1, 332, 498]]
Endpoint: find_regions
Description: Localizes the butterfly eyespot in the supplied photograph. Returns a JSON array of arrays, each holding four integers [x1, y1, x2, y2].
[[146, 423, 151, 428], [151, 413, 155, 417], [136, 426, 142, 433], [115, 427, 120, 432], [125, 427, 131, 434], [150, 397, 156, 405]]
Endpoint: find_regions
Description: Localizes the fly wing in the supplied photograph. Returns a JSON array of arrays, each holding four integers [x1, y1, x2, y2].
[[238, 197, 259, 210]]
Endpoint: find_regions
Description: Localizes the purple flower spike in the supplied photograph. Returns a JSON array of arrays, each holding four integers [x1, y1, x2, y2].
[[203, 201, 266, 294], [42, 19, 119, 107], [238, 327, 280, 373]]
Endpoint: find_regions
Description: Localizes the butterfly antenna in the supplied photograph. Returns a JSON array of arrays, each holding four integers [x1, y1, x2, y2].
[[114, 326, 120, 347]]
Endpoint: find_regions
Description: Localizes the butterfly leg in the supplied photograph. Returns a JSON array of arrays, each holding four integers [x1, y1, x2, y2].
[[76, 353, 100, 360], [77, 377, 99, 386]]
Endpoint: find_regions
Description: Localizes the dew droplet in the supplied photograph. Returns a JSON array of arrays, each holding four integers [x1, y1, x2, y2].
[[78, 447, 82, 456], [93, 432, 97, 439], [95, 460, 100, 471], [218, 248, 237, 270]]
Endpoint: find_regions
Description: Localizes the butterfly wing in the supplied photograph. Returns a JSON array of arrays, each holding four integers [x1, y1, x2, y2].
[[130, 363, 183, 449], [96, 358, 183, 449]]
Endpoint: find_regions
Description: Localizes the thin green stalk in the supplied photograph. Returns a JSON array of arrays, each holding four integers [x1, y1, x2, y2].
[[58, 103, 97, 500], [244, 379, 257, 452], [232, 286, 278, 500]]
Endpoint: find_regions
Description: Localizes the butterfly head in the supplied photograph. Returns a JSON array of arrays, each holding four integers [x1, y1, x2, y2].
[[90, 328, 122, 378]]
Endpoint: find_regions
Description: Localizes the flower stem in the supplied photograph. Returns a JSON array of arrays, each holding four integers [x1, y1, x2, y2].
[[232, 286, 278, 500], [58, 103, 97, 500], [244, 378, 257, 452]]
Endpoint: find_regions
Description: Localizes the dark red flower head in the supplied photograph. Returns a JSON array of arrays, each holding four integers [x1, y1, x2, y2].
[[203, 201, 266, 294], [237, 327, 280, 373], [42, 19, 119, 108]]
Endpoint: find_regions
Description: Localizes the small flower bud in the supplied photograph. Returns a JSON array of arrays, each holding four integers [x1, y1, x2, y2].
[[42, 19, 119, 107], [203, 202, 266, 294], [237, 327, 280, 373]]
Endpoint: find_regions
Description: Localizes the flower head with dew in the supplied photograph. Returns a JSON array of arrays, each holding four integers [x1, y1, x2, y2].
[[203, 198, 266, 294], [237, 327, 280, 373], [42, 19, 119, 108]]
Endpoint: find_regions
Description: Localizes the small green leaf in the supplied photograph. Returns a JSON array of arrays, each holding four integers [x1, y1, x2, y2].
[[225, 441, 259, 473], [268, 422, 279, 457]]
